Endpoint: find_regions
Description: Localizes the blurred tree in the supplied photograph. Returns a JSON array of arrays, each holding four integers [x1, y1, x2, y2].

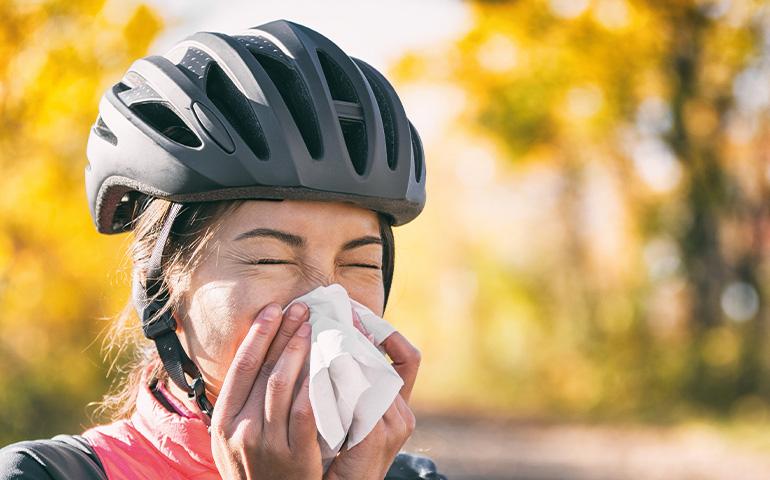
[[4, 0, 770, 444], [0, 0, 161, 444], [394, 0, 770, 419]]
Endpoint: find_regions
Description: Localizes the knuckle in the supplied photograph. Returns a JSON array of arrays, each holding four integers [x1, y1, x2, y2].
[[259, 360, 276, 379], [277, 325, 296, 341], [233, 351, 262, 373], [267, 372, 290, 393], [209, 422, 230, 439], [403, 410, 416, 435], [292, 403, 314, 423], [284, 337, 306, 353], [254, 320, 275, 339], [372, 418, 387, 436], [370, 421, 388, 447], [277, 315, 302, 340], [241, 432, 259, 449], [261, 437, 289, 458], [233, 420, 259, 448], [406, 347, 422, 365]]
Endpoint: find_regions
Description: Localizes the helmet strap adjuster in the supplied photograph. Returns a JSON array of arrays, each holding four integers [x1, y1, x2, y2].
[[132, 203, 214, 422]]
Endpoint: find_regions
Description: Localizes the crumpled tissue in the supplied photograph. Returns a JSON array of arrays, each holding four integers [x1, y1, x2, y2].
[[283, 284, 403, 469]]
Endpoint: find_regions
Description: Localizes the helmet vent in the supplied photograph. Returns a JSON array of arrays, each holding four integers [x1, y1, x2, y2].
[[317, 50, 358, 103], [130, 102, 202, 148], [249, 50, 324, 159], [357, 63, 397, 171], [94, 116, 118, 146], [340, 119, 368, 175], [409, 122, 423, 183], [205, 62, 270, 160], [114, 81, 130, 94]]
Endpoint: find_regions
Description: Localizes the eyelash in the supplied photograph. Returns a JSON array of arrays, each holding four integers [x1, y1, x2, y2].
[[244, 258, 381, 269], [344, 263, 382, 270], [245, 258, 292, 266]]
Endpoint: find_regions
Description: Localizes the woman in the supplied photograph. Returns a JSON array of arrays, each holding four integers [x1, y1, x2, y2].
[[0, 19, 443, 479]]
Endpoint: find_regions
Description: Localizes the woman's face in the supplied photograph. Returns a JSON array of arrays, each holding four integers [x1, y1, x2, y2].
[[173, 199, 385, 399]]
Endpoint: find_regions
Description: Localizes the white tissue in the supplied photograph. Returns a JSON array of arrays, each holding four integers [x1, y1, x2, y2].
[[284, 284, 403, 468]]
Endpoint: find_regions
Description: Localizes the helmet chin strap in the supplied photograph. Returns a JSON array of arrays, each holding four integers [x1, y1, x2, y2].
[[131, 203, 214, 420]]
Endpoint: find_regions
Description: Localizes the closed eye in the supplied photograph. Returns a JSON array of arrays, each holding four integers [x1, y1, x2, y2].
[[343, 263, 381, 269], [244, 258, 293, 266]]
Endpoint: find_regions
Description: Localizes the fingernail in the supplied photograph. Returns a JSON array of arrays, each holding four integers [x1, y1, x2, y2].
[[260, 303, 281, 322], [297, 322, 311, 338], [287, 302, 308, 321]]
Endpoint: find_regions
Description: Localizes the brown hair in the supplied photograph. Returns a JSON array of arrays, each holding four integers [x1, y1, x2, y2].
[[93, 198, 395, 421]]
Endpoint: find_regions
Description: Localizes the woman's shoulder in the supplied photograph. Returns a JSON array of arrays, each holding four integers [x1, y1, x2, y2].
[[386, 452, 447, 480], [0, 434, 106, 480]]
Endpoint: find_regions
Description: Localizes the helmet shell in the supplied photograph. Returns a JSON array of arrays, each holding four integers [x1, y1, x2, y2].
[[86, 19, 426, 233]]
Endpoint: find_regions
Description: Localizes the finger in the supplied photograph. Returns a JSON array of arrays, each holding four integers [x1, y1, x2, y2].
[[394, 394, 416, 435], [351, 308, 370, 336], [351, 309, 377, 346], [381, 395, 404, 428], [248, 303, 309, 414], [380, 332, 421, 403], [383, 395, 415, 447], [263, 321, 312, 448], [289, 372, 318, 450], [261, 302, 309, 378], [214, 303, 282, 422]]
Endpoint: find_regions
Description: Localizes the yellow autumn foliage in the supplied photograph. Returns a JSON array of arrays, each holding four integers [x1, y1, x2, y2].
[[3, 0, 770, 447], [0, 0, 162, 443]]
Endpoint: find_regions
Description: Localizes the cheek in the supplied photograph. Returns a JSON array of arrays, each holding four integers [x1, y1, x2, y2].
[[339, 276, 385, 317], [180, 279, 270, 388], [178, 269, 385, 390], [185, 281, 243, 354]]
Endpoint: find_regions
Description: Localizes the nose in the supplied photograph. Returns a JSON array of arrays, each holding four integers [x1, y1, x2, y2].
[[288, 258, 339, 300]]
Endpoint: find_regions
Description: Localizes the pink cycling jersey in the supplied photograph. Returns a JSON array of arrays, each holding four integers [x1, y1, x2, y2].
[[83, 367, 218, 480]]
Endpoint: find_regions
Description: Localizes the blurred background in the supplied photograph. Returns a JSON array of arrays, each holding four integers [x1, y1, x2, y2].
[[3, 0, 770, 478]]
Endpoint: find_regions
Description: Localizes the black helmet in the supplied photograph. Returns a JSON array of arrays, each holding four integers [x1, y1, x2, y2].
[[85, 19, 426, 419], [85, 19, 425, 234]]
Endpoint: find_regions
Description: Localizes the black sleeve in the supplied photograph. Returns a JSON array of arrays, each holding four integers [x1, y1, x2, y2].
[[0, 435, 107, 480], [385, 452, 447, 480]]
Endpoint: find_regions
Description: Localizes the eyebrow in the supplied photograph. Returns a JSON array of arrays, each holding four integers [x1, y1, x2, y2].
[[234, 228, 304, 247], [234, 228, 382, 251], [341, 235, 382, 251]]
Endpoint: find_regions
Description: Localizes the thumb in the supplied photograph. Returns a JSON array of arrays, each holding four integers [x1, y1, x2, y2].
[[380, 332, 421, 403]]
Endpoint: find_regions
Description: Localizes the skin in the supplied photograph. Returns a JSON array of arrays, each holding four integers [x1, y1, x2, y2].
[[165, 199, 421, 480]]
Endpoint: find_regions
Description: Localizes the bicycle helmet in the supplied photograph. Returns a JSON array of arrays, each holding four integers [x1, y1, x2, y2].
[[86, 19, 425, 234], [85, 19, 426, 419]]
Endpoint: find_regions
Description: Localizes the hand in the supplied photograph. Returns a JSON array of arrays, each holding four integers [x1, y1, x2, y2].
[[210, 302, 323, 480], [324, 312, 421, 480]]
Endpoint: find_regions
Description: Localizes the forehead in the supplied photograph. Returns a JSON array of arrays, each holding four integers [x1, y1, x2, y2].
[[217, 199, 381, 240]]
